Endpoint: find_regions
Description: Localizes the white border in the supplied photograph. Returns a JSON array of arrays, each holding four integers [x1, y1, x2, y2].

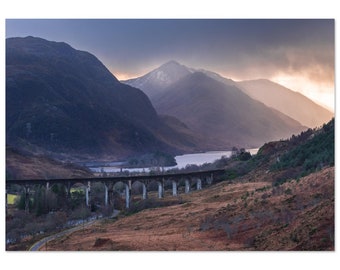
[[1, 1, 338, 270]]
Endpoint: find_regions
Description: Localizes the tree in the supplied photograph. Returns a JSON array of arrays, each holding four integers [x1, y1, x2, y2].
[[239, 151, 252, 161], [231, 147, 239, 157]]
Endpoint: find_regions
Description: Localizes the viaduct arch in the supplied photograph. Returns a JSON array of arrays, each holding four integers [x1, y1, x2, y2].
[[6, 169, 224, 211]]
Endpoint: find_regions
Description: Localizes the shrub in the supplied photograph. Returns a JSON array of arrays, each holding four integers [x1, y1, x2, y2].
[[270, 118, 334, 180]]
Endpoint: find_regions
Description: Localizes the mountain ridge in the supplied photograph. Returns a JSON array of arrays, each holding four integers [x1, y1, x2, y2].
[[152, 71, 306, 149], [123, 60, 192, 101], [237, 79, 333, 128], [6, 37, 200, 161], [124, 61, 333, 129], [125, 61, 308, 148]]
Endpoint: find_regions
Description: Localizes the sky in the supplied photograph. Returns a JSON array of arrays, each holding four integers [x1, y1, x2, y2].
[[5, 19, 335, 111]]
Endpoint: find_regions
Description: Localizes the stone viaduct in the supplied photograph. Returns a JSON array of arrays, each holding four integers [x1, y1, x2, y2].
[[6, 169, 225, 211]]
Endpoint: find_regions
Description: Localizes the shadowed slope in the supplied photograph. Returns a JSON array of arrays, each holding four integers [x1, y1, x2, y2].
[[6, 37, 200, 160]]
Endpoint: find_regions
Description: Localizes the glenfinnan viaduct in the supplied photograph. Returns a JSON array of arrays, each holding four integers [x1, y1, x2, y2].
[[6, 169, 225, 211]]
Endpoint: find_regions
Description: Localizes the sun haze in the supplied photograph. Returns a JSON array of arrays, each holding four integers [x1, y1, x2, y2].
[[6, 19, 334, 111]]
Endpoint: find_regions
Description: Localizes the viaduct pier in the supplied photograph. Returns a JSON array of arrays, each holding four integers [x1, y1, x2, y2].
[[6, 169, 225, 210]]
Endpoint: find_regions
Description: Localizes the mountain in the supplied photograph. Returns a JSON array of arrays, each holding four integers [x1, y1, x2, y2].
[[237, 79, 334, 128], [123, 60, 192, 101], [195, 68, 236, 86], [126, 61, 333, 130], [124, 60, 236, 102], [152, 71, 306, 149], [6, 37, 199, 161]]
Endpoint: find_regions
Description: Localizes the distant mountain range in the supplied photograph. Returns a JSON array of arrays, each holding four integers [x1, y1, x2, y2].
[[7, 37, 333, 163], [6, 37, 200, 161], [125, 61, 332, 149], [237, 79, 333, 128], [142, 71, 305, 149], [125, 61, 333, 130]]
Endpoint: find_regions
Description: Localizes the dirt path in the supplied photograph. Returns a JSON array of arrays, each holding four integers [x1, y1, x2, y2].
[[29, 210, 120, 251]]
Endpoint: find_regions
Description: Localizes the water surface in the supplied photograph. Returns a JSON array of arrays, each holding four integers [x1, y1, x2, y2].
[[89, 148, 258, 173]]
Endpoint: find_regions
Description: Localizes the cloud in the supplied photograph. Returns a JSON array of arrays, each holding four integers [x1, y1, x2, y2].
[[213, 42, 334, 88], [6, 19, 334, 110]]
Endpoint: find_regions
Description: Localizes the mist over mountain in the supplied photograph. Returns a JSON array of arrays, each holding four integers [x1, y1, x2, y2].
[[7, 36, 332, 163], [237, 79, 334, 128], [152, 71, 306, 149], [125, 60, 333, 148], [6, 37, 199, 161]]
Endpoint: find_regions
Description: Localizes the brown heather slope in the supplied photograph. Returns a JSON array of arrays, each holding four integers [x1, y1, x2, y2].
[[6, 146, 93, 179], [43, 166, 334, 251]]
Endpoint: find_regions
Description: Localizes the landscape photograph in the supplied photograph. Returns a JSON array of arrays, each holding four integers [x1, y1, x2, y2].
[[4, 17, 335, 256]]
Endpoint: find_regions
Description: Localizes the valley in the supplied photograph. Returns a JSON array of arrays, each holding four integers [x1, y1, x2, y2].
[[6, 119, 335, 251], [31, 166, 334, 251], [6, 37, 333, 166], [5, 36, 335, 252], [87, 148, 259, 174]]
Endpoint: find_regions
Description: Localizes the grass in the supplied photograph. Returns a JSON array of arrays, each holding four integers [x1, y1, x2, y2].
[[7, 194, 18, 205]]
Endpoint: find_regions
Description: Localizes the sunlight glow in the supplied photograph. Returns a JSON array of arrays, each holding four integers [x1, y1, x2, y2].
[[109, 70, 137, 81], [271, 74, 334, 112]]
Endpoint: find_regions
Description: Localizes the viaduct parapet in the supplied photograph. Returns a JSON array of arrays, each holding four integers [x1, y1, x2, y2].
[[6, 169, 225, 210]]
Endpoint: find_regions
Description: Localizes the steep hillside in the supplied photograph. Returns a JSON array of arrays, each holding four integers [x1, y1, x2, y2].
[[153, 72, 306, 149], [8, 119, 334, 251], [6, 37, 199, 161], [6, 146, 93, 180], [234, 118, 334, 185], [39, 166, 334, 251], [237, 79, 333, 128]]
